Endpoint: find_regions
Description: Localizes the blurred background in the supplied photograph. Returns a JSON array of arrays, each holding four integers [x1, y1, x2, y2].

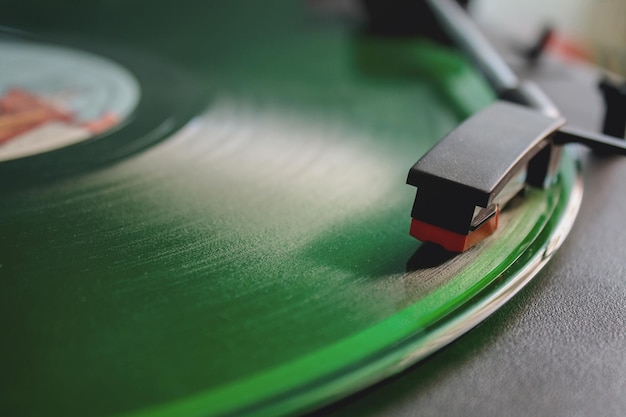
[[473, 0, 626, 76]]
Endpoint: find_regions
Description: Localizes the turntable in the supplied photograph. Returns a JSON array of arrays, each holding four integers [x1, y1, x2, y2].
[[2, 1, 626, 417]]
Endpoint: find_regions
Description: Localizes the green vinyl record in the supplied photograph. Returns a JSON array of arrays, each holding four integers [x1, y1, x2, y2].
[[0, 2, 582, 417]]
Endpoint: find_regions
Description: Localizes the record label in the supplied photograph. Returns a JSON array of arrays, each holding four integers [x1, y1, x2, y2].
[[0, 40, 140, 162]]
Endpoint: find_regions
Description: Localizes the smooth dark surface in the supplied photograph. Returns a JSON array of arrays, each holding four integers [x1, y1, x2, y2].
[[599, 78, 626, 138]]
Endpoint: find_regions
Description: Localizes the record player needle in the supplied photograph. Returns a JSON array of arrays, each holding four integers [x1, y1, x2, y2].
[[407, 0, 626, 252]]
